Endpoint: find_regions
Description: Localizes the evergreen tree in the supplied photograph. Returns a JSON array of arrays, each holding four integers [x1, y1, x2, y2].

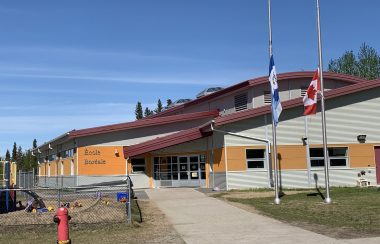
[[22, 150, 34, 171], [31, 139, 38, 170], [12, 142, 17, 162], [135, 102, 143, 120], [166, 99, 173, 107], [33, 139, 37, 149], [328, 43, 380, 80], [144, 107, 154, 117], [17, 146, 24, 169], [5, 150, 11, 161], [155, 99, 163, 113]]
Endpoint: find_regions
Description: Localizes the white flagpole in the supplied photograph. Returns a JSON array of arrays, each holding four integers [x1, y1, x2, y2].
[[268, 0, 280, 205], [316, 0, 332, 204]]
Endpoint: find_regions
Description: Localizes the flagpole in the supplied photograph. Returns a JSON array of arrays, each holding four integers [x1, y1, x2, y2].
[[268, 0, 280, 205], [316, 0, 332, 204]]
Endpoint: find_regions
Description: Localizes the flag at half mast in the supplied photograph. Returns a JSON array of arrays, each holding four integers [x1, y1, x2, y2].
[[269, 55, 282, 125], [303, 69, 321, 115]]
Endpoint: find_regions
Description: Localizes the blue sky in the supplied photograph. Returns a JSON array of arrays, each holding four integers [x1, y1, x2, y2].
[[0, 0, 379, 155]]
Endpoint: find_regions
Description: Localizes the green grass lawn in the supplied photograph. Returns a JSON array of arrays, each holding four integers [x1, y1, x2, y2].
[[223, 187, 380, 238]]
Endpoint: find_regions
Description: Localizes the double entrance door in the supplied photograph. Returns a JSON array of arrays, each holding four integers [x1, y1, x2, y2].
[[153, 155, 206, 187]]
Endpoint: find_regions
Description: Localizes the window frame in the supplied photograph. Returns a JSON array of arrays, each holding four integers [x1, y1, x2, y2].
[[310, 147, 349, 169], [246, 148, 267, 170], [131, 158, 146, 174]]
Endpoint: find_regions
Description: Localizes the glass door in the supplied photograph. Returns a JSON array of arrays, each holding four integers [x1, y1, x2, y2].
[[189, 156, 200, 184], [179, 156, 189, 185]]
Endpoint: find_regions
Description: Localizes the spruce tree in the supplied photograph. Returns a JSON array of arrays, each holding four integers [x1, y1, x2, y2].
[[12, 142, 17, 162], [33, 139, 37, 149], [155, 99, 163, 113], [5, 150, 11, 161], [31, 139, 38, 170], [17, 146, 24, 169], [166, 99, 173, 107], [144, 107, 153, 117], [135, 102, 143, 120]]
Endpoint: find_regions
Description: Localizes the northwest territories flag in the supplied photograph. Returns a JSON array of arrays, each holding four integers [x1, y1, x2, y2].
[[269, 55, 282, 125]]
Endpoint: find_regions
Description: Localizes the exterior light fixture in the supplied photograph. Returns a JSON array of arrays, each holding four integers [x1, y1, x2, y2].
[[357, 135, 366, 143]]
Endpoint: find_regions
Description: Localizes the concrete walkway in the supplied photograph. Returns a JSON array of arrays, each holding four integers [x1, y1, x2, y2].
[[146, 188, 380, 244]]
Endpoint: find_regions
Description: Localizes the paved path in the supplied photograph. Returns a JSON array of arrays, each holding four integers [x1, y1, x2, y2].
[[146, 188, 380, 244]]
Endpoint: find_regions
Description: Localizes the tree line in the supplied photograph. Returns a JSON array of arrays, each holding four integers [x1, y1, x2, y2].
[[328, 43, 380, 80], [1, 139, 38, 172], [135, 98, 173, 120]]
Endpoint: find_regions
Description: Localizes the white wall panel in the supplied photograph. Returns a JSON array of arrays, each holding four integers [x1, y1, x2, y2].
[[219, 88, 380, 146]]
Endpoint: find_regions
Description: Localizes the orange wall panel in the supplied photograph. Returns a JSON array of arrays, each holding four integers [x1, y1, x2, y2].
[[77, 146, 126, 175], [277, 146, 307, 170], [349, 144, 375, 167], [39, 164, 45, 176]]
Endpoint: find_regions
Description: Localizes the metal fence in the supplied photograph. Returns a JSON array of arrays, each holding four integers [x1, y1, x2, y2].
[[0, 177, 140, 226]]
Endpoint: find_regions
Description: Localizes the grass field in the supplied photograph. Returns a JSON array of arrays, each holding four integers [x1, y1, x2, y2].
[[216, 187, 380, 239]]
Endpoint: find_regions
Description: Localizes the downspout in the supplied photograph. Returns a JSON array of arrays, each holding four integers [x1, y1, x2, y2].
[[210, 121, 272, 188], [126, 157, 129, 177], [223, 134, 229, 191]]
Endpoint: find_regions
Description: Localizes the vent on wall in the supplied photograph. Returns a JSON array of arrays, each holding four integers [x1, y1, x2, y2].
[[264, 91, 271, 104], [234, 93, 248, 112], [300, 87, 308, 97]]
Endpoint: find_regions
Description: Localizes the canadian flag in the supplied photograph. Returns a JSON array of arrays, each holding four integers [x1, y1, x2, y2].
[[303, 69, 321, 115]]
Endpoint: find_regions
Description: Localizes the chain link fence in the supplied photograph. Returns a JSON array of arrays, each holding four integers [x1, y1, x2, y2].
[[1, 176, 141, 226]]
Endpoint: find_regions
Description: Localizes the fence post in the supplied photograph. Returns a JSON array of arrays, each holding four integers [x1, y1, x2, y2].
[[58, 188, 61, 208], [32, 168, 35, 190], [127, 177, 132, 224], [18, 170, 22, 188]]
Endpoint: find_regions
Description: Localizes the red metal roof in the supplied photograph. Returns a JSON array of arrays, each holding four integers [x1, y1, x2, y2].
[[69, 110, 219, 138], [215, 78, 380, 126], [123, 126, 212, 158], [152, 71, 365, 118]]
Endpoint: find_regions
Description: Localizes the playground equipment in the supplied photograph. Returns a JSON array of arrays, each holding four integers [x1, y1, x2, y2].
[[0, 161, 17, 214]]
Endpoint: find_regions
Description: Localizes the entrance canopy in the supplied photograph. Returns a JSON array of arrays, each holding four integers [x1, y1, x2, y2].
[[123, 125, 212, 158]]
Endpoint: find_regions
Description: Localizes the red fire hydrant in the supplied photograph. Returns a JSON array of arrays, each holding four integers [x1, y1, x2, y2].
[[53, 207, 71, 244]]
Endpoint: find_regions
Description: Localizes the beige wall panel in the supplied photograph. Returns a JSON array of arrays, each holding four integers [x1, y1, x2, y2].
[[151, 138, 208, 155], [219, 87, 380, 147], [78, 118, 211, 147]]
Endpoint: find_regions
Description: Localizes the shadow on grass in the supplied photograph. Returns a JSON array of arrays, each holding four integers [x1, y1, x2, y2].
[[306, 173, 325, 200]]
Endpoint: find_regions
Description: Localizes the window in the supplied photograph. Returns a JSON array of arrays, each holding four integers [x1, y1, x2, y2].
[[234, 93, 248, 111], [310, 147, 348, 167], [61, 149, 74, 158], [246, 149, 266, 169], [131, 158, 145, 173], [264, 91, 272, 104], [48, 154, 56, 161]]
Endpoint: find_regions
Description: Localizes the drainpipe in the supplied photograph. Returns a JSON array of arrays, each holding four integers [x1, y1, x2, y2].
[[210, 121, 272, 189]]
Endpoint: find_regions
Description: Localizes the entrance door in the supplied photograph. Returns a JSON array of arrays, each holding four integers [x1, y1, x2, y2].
[[177, 156, 201, 187], [375, 146, 380, 184]]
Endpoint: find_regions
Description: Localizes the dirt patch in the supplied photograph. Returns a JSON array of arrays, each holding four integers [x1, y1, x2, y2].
[[0, 200, 184, 244]]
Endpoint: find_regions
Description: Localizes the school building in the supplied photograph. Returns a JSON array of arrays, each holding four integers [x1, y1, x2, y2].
[[34, 71, 380, 189]]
